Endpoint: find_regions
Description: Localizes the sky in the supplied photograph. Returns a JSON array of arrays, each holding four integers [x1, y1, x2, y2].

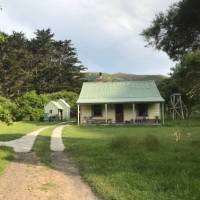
[[0, 0, 179, 75]]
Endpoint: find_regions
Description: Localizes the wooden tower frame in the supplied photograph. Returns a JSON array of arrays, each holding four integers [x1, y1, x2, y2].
[[170, 93, 188, 120]]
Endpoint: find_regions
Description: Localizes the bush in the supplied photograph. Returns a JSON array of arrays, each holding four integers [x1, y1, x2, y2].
[[16, 91, 48, 121], [0, 105, 13, 125], [0, 96, 18, 124]]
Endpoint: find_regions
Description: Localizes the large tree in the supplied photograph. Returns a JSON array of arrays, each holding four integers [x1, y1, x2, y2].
[[0, 29, 85, 98], [172, 50, 200, 102], [0, 32, 29, 97], [142, 0, 200, 116], [142, 0, 200, 61]]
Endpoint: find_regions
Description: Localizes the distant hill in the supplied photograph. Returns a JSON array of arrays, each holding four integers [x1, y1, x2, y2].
[[84, 72, 166, 83]]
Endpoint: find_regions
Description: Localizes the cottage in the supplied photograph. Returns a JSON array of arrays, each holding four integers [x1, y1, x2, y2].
[[44, 99, 70, 121], [77, 81, 165, 125]]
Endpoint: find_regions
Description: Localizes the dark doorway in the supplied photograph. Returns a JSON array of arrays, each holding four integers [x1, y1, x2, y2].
[[59, 109, 63, 120], [115, 104, 124, 123]]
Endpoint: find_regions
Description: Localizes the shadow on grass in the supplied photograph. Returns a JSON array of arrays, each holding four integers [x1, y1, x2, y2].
[[0, 134, 24, 141], [0, 146, 14, 161], [19, 120, 60, 126]]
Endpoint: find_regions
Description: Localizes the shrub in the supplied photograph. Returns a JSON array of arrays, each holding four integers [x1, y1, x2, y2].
[[16, 91, 48, 121], [0, 105, 13, 125], [142, 135, 160, 151], [0, 96, 18, 120], [0, 96, 18, 124]]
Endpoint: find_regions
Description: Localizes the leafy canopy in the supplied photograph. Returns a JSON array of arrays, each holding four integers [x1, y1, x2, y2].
[[0, 29, 85, 98], [142, 0, 200, 61], [172, 50, 200, 102]]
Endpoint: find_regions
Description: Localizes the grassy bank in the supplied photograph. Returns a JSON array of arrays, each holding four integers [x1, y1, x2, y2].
[[63, 123, 200, 200]]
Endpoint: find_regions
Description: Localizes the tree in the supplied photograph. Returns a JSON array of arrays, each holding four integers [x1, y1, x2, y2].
[[142, 0, 200, 117], [142, 0, 200, 61], [28, 29, 85, 93], [0, 29, 85, 98], [0, 32, 29, 97], [157, 50, 200, 116], [172, 50, 200, 102]]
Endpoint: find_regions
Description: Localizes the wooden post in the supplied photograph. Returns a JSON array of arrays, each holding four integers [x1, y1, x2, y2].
[[78, 104, 80, 125], [132, 104, 135, 124], [162, 103, 165, 125], [105, 104, 108, 124]]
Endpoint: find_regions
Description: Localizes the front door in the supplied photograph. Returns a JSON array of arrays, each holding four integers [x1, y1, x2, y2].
[[115, 104, 124, 123]]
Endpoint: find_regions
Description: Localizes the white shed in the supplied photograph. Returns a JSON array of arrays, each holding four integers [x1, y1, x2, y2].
[[44, 99, 70, 121], [57, 99, 70, 120]]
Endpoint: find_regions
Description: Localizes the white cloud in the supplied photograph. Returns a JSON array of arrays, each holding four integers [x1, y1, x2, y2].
[[0, 0, 179, 74]]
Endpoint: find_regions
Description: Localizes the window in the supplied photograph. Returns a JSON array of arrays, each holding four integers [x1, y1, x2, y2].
[[92, 104, 102, 117], [49, 110, 53, 114], [137, 104, 148, 116]]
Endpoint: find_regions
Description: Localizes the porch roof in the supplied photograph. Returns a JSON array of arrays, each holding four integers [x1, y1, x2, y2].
[[77, 81, 165, 104]]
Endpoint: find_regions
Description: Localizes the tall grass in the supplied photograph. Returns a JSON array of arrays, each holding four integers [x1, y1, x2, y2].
[[63, 124, 200, 200]]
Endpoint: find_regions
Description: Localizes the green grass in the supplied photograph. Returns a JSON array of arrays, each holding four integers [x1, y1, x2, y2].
[[63, 123, 200, 200], [0, 121, 57, 174], [0, 147, 14, 175], [0, 121, 57, 141], [32, 126, 57, 167]]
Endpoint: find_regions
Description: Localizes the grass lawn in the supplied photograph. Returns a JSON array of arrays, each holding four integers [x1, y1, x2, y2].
[[32, 126, 57, 167], [0, 121, 57, 174], [0, 121, 56, 141], [63, 122, 200, 200], [0, 147, 14, 175]]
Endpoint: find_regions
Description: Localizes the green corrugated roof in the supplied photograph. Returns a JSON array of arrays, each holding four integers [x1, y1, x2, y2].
[[77, 81, 165, 104]]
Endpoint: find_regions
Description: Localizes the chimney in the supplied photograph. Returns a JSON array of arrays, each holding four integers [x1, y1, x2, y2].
[[96, 72, 103, 82]]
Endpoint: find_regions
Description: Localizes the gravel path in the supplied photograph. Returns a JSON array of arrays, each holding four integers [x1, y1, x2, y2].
[[0, 125, 99, 199], [0, 152, 99, 200], [50, 125, 66, 152], [0, 127, 49, 152]]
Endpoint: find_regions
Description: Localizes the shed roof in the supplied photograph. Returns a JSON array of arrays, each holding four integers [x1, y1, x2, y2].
[[58, 99, 70, 108], [77, 81, 165, 104], [51, 101, 63, 109]]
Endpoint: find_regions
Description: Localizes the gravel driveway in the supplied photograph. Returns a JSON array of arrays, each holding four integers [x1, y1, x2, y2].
[[0, 127, 49, 152], [0, 125, 99, 200]]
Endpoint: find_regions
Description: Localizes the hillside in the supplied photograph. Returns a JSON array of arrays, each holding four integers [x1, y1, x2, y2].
[[84, 72, 166, 83]]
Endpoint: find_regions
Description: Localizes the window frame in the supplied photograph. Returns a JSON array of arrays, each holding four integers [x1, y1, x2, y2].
[[136, 104, 148, 117], [92, 104, 103, 117]]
